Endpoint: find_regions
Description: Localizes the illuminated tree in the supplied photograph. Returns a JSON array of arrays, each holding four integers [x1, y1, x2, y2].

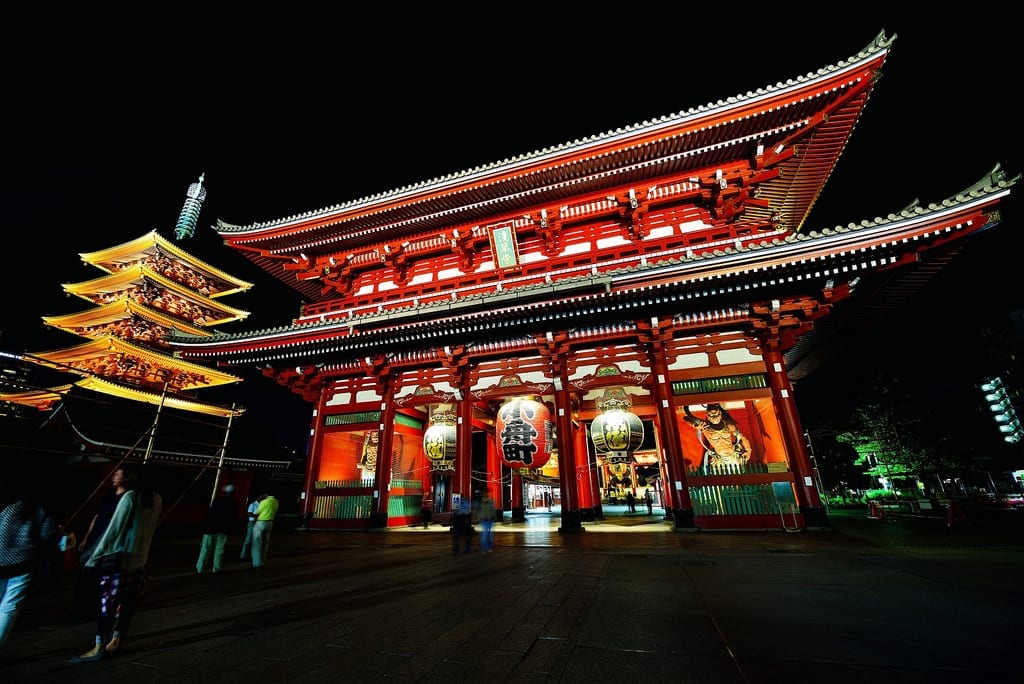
[[832, 373, 978, 496]]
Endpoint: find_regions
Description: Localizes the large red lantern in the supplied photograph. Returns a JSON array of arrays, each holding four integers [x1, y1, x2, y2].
[[496, 396, 554, 469]]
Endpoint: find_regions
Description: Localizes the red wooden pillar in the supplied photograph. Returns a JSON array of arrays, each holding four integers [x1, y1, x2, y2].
[[641, 318, 696, 530], [657, 457, 670, 512], [652, 416, 675, 513], [573, 420, 589, 511], [763, 349, 829, 528], [574, 417, 601, 520], [300, 383, 329, 526], [455, 384, 474, 508], [485, 424, 502, 520], [370, 372, 397, 528], [553, 367, 584, 533], [587, 447, 605, 520]]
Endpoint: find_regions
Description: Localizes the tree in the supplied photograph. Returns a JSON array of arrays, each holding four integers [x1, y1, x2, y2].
[[804, 423, 872, 500], [832, 373, 971, 496]]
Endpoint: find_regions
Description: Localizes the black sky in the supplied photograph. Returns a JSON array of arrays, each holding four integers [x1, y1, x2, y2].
[[2, 15, 1020, 454]]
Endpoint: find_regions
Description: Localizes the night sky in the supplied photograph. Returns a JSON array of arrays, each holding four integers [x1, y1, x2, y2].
[[2, 15, 1019, 455]]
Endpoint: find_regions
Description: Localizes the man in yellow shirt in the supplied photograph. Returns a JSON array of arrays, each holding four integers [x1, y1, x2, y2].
[[250, 492, 279, 569]]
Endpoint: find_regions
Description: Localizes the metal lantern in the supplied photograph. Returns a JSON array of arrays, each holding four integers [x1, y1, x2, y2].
[[423, 407, 457, 461], [496, 396, 554, 469], [590, 389, 644, 463]]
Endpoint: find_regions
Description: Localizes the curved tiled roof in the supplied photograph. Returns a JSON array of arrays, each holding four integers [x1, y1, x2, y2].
[[72, 376, 245, 418], [62, 266, 251, 326], [42, 298, 211, 340], [174, 166, 1017, 368], [79, 230, 254, 297], [214, 32, 894, 303], [30, 335, 243, 391]]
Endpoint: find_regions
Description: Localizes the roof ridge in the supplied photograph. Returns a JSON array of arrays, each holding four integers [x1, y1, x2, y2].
[[219, 31, 895, 234]]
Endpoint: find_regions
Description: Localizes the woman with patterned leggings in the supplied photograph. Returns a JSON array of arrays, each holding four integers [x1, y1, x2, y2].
[[69, 465, 161, 663]]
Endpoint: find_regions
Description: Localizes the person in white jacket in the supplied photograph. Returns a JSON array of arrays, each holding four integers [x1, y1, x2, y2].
[[239, 495, 261, 560], [70, 464, 161, 663]]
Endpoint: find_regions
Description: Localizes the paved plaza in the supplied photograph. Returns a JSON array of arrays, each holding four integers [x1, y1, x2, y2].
[[1, 506, 1021, 682]]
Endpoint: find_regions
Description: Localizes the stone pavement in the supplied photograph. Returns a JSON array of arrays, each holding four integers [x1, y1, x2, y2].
[[1, 507, 1021, 682]]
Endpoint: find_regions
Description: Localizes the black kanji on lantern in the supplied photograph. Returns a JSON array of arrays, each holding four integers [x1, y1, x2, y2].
[[499, 402, 538, 466]]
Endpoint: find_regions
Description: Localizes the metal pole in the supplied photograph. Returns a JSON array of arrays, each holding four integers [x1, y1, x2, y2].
[[210, 403, 237, 505], [142, 381, 170, 464]]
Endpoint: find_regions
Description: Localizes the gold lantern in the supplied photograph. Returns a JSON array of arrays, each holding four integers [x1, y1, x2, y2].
[[590, 388, 644, 464]]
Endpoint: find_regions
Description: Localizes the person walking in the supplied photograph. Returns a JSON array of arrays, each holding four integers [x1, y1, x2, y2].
[[419, 498, 432, 529], [72, 468, 127, 619], [70, 464, 161, 663], [239, 494, 261, 561], [0, 469, 58, 649], [250, 492, 279, 569], [195, 484, 240, 575], [477, 492, 496, 554], [451, 497, 472, 555], [625, 491, 636, 514], [644, 488, 654, 516]]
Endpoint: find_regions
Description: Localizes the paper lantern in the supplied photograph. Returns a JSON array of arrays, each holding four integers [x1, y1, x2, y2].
[[590, 388, 644, 457], [591, 405, 644, 463], [423, 408, 457, 461], [496, 397, 553, 469]]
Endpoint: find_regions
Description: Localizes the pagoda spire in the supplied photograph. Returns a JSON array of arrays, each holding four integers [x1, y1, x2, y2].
[[175, 173, 206, 241]]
